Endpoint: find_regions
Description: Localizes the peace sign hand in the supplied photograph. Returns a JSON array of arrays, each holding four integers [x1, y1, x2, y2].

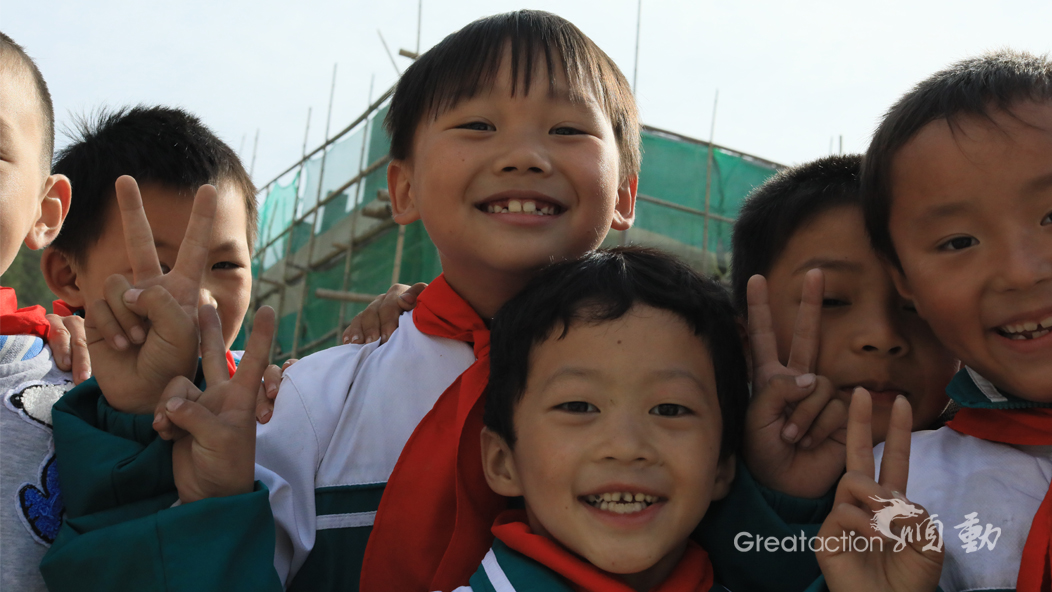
[[743, 270, 849, 498], [157, 304, 275, 504], [817, 390, 943, 592], [86, 176, 217, 414]]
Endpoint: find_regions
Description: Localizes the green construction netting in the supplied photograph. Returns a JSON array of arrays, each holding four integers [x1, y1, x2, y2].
[[247, 115, 780, 358]]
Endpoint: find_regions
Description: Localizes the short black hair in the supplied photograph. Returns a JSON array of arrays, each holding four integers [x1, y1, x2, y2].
[[386, 10, 640, 179], [483, 246, 748, 459], [50, 106, 257, 266], [862, 49, 1052, 269], [731, 154, 862, 313], [0, 32, 55, 171]]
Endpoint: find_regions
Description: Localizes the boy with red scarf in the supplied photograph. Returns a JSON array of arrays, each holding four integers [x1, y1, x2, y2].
[[40, 10, 639, 592], [0, 32, 75, 592], [861, 50, 1052, 592]]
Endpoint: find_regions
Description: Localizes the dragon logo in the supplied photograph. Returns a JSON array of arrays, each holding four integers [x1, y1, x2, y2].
[[870, 496, 943, 552]]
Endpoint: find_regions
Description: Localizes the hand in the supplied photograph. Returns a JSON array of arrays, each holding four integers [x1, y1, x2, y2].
[[85, 177, 217, 414], [156, 304, 275, 504], [818, 390, 943, 592], [743, 271, 848, 498], [47, 313, 91, 384], [341, 282, 426, 345], [256, 358, 296, 424]]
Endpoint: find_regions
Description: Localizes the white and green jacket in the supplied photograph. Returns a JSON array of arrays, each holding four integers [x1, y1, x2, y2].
[[42, 311, 476, 591]]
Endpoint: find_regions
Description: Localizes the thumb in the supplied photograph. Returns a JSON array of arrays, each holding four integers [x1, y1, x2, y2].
[[163, 396, 218, 439]]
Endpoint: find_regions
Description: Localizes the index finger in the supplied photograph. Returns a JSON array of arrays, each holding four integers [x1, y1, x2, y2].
[[170, 184, 218, 283], [746, 275, 782, 373], [877, 395, 913, 494], [199, 304, 229, 387], [786, 268, 823, 374], [231, 306, 276, 392], [845, 388, 876, 478], [115, 176, 164, 282]]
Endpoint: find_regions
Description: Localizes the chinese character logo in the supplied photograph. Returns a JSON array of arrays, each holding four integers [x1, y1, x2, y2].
[[870, 496, 943, 552], [953, 512, 1001, 553]]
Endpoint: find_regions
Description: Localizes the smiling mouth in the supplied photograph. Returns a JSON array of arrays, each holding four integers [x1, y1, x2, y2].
[[478, 198, 563, 216], [995, 315, 1052, 340], [582, 492, 661, 515]]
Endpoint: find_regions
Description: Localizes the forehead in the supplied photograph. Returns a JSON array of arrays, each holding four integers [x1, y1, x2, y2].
[[890, 102, 1052, 216], [0, 60, 45, 152], [98, 183, 251, 248], [770, 205, 881, 279]]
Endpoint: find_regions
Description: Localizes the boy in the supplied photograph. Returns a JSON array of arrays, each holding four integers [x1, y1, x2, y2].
[[861, 50, 1052, 591], [0, 32, 74, 592], [461, 247, 942, 592], [42, 10, 639, 592]]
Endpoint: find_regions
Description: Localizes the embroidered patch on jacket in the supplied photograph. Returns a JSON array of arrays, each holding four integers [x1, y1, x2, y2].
[[3, 380, 73, 431], [16, 450, 64, 546]]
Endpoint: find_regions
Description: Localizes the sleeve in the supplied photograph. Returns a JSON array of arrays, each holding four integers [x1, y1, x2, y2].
[[42, 377, 283, 591], [694, 459, 836, 592]]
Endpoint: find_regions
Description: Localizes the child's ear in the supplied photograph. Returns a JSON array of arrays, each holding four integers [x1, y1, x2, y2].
[[24, 174, 72, 251], [885, 262, 925, 317], [41, 247, 85, 308], [387, 160, 421, 226], [611, 174, 637, 231], [710, 454, 736, 501], [480, 427, 523, 498]]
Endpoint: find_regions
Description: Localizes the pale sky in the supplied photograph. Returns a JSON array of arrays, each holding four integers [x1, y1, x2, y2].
[[5, 0, 1049, 188]]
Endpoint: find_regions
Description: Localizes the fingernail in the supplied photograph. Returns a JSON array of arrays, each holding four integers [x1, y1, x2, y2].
[[258, 410, 271, 423], [782, 423, 799, 442], [130, 326, 146, 344], [79, 371, 91, 383], [365, 335, 377, 344], [154, 412, 163, 425], [800, 436, 813, 449], [400, 292, 416, 303], [343, 336, 351, 344], [266, 383, 277, 396], [113, 335, 129, 350], [381, 332, 390, 343], [63, 356, 71, 367], [795, 373, 815, 387], [124, 288, 143, 304], [350, 334, 361, 344], [166, 398, 184, 411]]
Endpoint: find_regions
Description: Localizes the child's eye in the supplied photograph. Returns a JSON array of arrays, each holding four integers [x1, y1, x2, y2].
[[1042, 212, 1052, 226], [937, 236, 978, 251], [212, 261, 241, 271], [822, 298, 849, 308], [457, 121, 494, 132], [551, 126, 584, 136], [650, 403, 691, 417], [555, 401, 598, 413]]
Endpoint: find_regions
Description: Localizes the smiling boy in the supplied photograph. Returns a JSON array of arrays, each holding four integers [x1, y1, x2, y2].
[[467, 247, 745, 592], [862, 50, 1052, 591], [39, 10, 639, 592]]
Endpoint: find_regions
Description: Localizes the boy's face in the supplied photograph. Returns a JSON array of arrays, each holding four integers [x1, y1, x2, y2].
[[888, 101, 1052, 401], [0, 62, 48, 275], [388, 52, 635, 308], [765, 205, 958, 442], [67, 183, 252, 348], [483, 305, 733, 590]]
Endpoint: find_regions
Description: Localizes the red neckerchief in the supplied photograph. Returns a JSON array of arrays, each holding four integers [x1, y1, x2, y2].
[[361, 274, 506, 592], [50, 298, 237, 378], [1, 287, 51, 339], [948, 408, 1052, 591], [492, 510, 715, 592]]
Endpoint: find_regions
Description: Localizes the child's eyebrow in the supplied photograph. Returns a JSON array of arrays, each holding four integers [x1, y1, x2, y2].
[[1025, 170, 1052, 194], [792, 258, 864, 275], [540, 366, 708, 391]]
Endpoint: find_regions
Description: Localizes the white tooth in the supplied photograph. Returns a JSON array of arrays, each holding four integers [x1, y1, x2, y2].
[[634, 502, 643, 512], [624, 492, 633, 502], [634, 493, 645, 502], [611, 492, 621, 502], [541, 206, 551, 215], [602, 493, 612, 502], [1013, 334, 1027, 340], [600, 501, 609, 511], [1025, 321, 1038, 331], [611, 503, 623, 514], [1040, 316, 1052, 329], [508, 200, 522, 213], [1035, 329, 1049, 338], [1015, 324, 1026, 333], [523, 200, 536, 213]]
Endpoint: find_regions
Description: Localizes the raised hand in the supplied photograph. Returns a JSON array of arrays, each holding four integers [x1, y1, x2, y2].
[[85, 176, 216, 414], [341, 282, 427, 345], [157, 304, 275, 504], [47, 312, 91, 384], [817, 389, 943, 592], [744, 270, 848, 498]]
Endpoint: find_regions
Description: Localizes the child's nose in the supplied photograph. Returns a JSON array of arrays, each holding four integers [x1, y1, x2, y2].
[[994, 231, 1052, 292], [493, 136, 551, 175], [198, 289, 218, 310], [854, 308, 909, 357], [599, 409, 655, 463]]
